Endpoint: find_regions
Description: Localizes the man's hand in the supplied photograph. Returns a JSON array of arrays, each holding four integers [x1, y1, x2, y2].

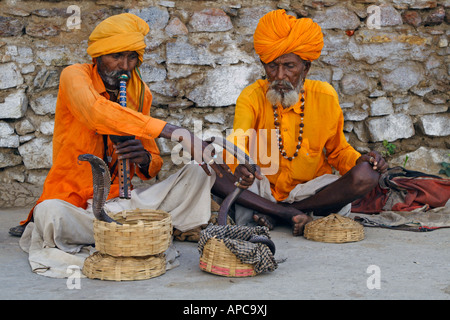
[[114, 139, 150, 167], [357, 150, 388, 173], [233, 164, 263, 190], [159, 123, 229, 178]]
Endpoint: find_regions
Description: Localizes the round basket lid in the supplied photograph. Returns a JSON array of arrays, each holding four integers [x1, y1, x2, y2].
[[304, 214, 364, 243]]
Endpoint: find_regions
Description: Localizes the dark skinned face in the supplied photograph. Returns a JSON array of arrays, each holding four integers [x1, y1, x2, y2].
[[97, 51, 139, 89], [263, 52, 311, 94], [263, 53, 311, 108]]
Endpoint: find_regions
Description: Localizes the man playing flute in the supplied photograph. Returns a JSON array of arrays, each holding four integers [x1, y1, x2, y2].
[[13, 13, 256, 277]]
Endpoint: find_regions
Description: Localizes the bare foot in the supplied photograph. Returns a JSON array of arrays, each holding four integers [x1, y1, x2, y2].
[[291, 214, 313, 236], [253, 211, 312, 236], [253, 213, 277, 230]]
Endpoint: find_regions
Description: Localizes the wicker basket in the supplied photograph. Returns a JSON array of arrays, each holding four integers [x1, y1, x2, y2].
[[199, 237, 256, 277], [304, 214, 364, 243], [83, 251, 166, 281], [94, 209, 172, 257]]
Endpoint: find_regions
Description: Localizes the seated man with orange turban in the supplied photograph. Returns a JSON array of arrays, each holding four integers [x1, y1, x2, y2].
[[213, 10, 388, 236], [14, 13, 252, 278]]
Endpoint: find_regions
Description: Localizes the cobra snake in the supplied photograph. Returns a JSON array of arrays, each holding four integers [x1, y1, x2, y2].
[[77, 136, 275, 254], [78, 153, 120, 224], [204, 137, 276, 255]]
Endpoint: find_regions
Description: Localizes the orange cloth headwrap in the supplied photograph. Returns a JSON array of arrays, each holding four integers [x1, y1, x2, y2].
[[87, 13, 149, 64], [253, 10, 324, 63], [87, 13, 150, 112]]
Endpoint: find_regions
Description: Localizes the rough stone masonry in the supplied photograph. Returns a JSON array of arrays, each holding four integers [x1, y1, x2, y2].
[[0, 0, 448, 208]]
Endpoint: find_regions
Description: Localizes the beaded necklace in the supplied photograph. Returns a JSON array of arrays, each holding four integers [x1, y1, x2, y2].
[[273, 90, 305, 161]]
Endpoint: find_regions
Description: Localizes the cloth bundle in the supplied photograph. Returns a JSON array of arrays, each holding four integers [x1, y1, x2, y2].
[[198, 224, 278, 274], [352, 166, 450, 213]]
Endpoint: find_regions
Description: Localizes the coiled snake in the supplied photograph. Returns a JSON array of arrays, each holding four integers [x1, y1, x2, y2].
[[78, 136, 275, 254]]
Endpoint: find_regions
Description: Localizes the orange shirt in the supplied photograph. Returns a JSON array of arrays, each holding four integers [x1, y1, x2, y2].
[[22, 63, 167, 223], [227, 79, 361, 201]]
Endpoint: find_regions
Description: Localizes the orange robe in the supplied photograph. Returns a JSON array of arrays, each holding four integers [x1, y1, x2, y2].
[[227, 79, 361, 202], [22, 63, 167, 224]]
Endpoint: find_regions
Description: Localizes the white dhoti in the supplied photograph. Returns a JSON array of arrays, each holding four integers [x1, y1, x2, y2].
[[234, 173, 352, 226], [19, 164, 216, 278]]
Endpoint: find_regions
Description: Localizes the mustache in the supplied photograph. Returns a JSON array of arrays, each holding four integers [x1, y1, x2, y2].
[[266, 79, 302, 108], [103, 69, 131, 79], [269, 80, 295, 91]]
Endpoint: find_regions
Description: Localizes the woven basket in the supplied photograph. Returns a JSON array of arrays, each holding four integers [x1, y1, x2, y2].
[[304, 214, 364, 243], [94, 209, 172, 257], [199, 237, 256, 277], [83, 251, 166, 281]]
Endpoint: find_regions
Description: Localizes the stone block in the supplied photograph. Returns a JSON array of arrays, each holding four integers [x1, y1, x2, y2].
[[420, 114, 450, 137], [25, 21, 60, 38], [394, 96, 447, 115], [313, 5, 360, 30], [0, 90, 28, 119], [139, 64, 167, 83], [0, 149, 23, 169], [0, 62, 24, 89], [165, 17, 188, 37], [390, 147, 449, 177], [366, 114, 415, 142], [0, 121, 19, 148], [18, 137, 53, 169], [129, 7, 170, 30], [187, 64, 261, 107], [340, 73, 370, 95], [379, 4, 403, 27], [381, 63, 424, 92], [402, 10, 422, 27], [423, 6, 445, 26], [38, 120, 55, 136], [370, 97, 393, 116], [234, 6, 274, 33], [166, 38, 213, 65], [189, 8, 233, 32], [30, 94, 57, 115], [0, 16, 24, 37], [15, 119, 35, 135]]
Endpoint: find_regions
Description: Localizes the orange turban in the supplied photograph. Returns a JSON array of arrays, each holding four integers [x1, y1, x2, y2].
[[87, 13, 150, 112], [253, 10, 324, 63], [87, 13, 149, 64]]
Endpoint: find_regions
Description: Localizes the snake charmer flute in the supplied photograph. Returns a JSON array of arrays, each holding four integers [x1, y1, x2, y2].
[[109, 74, 133, 199]]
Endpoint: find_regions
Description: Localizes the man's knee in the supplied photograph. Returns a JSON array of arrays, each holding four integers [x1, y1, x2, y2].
[[33, 199, 63, 221], [349, 162, 380, 195]]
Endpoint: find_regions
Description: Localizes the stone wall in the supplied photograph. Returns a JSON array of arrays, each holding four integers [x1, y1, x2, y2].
[[0, 0, 449, 208]]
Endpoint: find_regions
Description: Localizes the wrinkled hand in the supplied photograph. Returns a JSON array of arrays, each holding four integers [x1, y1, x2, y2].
[[167, 125, 229, 177], [114, 139, 150, 167], [196, 138, 231, 178], [233, 164, 263, 190], [357, 150, 388, 174]]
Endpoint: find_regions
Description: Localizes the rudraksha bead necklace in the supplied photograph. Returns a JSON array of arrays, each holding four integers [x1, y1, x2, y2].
[[273, 92, 305, 161]]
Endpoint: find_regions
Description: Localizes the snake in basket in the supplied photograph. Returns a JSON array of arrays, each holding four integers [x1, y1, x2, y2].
[[77, 137, 275, 254], [204, 137, 276, 255]]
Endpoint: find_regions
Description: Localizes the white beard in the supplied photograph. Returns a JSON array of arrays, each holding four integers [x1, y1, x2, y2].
[[266, 80, 304, 109]]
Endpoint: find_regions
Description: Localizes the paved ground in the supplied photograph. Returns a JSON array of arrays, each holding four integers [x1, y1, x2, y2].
[[1, 206, 449, 301]]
